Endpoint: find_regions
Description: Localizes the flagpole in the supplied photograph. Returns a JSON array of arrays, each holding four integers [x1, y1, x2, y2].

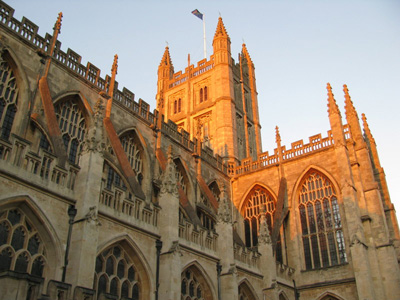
[[203, 14, 207, 59]]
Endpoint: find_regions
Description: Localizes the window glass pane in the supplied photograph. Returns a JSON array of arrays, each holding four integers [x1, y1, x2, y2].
[[31, 256, 45, 277], [121, 281, 129, 298], [15, 253, 28, 273], [311, 235, 320, 268], [106, 257, 114, 276], [110, 278, 118, 295], [1, 105, 16, 140], [0, 222, 9, 245], [327, 232, 338, 265], [303, 237, 312, 270], [11, 226, 25, 251], [0, 248, 12, 271], [319, 233, 329, 267]]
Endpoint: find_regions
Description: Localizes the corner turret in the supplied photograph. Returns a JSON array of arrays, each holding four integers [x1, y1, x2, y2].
[[157, 46, 174, 113], [212, 17, 231, 65]]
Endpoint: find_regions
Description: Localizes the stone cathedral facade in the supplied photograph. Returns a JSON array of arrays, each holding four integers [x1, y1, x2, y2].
[[0, 1, 399, 300]]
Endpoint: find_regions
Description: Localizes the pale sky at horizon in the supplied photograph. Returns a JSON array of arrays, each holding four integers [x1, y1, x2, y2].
[[7, 0, 400, 220]]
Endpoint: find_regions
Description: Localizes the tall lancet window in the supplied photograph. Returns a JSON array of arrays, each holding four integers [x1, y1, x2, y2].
[[298, 171, 347, 270], [0, 55, 19, 140], [55, 98, 86, 165]]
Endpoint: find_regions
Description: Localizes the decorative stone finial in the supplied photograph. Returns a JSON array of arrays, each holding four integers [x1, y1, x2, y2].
[[361, 113, 375, 144], [160, 146, 178, 195], [111, 54, 118, 76], [343, 84, 358, 119], [54, 12, 63, 34], [327, 83, 340, 116], [275, 126, 281, 145]]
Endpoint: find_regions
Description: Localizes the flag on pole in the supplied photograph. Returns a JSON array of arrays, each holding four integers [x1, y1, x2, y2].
[[192, 9, 203, 20]]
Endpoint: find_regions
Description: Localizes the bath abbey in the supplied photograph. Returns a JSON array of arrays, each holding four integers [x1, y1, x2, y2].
[[0, 1, 399, 299]]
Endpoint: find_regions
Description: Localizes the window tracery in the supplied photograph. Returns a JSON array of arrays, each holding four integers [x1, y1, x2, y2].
[[120, 132, 143, 185], [55, 99, 86, 165], [0, 208, 46, 277], [243, 187, 275, 247], [298, 171, 347, 270], [0, 55, 18, 140], [238, 283, 256, 300], [181, 269, 204, 300], [94, 245, 140, 300], [174, 160, 187, 195]]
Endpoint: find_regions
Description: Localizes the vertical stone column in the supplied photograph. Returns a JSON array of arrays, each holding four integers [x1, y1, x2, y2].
[[258, 206, 279, 300], [157, 146, 182, 300], [326, 84, 376, 299], [215, 184, 239, 300], [66, 98, 105, 288]]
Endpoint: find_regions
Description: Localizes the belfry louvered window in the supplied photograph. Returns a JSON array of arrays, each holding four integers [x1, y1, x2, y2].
[[0, 55, 18, 140], [55, 99, 86, 165], [298, 171, 347, 270]]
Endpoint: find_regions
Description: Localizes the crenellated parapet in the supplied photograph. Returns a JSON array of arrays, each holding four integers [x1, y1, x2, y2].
[[235, 124, 351, 175], [168, 58, 215, 89]]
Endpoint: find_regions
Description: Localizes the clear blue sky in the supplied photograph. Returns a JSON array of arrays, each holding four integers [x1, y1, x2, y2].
[[9, 0, 400, 220]]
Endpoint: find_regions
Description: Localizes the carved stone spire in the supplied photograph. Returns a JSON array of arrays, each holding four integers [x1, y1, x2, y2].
[[344, 84, 358, 119], [213, 17, 230, 40], [160, 146, 178, 195], [108, 54, 118, 97], [327, 83, 340, 116], [241, 43, 253, 66], [159, 46, 174, 70], [43, 12, 63, 78], [217, 183, 231, 223], [258, 205, 272, 245], [105, 54, 118, 118], [362, 113, 375, 146], [275, 126, 281, 146]]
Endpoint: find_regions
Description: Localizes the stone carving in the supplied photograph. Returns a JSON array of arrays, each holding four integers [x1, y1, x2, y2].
[[217, 183, 231, 223], [195, 112, 212, 143], [160, 146, 178, 195], [258, 205, 272, 244], [350, 225, 367, 248], [81, 98, 106, 154], [85, 206, 101, 226], [169, 240, 183, 257]]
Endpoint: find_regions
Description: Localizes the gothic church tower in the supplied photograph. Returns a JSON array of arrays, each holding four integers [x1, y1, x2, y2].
[[156, 17, 262, 167]]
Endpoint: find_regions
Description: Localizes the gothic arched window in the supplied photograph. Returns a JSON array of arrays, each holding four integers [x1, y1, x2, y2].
[[204, 86, 208, 101], [178, 98, 182, 112], [0, 55, 19, 140], [94, 245, 140, 300], [181, 269, 204, 300], [298, 171, 347, 270], [238, 283, 256, 300], [55, 99, 86, 165], [174, 100, 177, 114], [0, 208, 46, 277], [242, 187, 275, 247], [120, 132, 143, 185]]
